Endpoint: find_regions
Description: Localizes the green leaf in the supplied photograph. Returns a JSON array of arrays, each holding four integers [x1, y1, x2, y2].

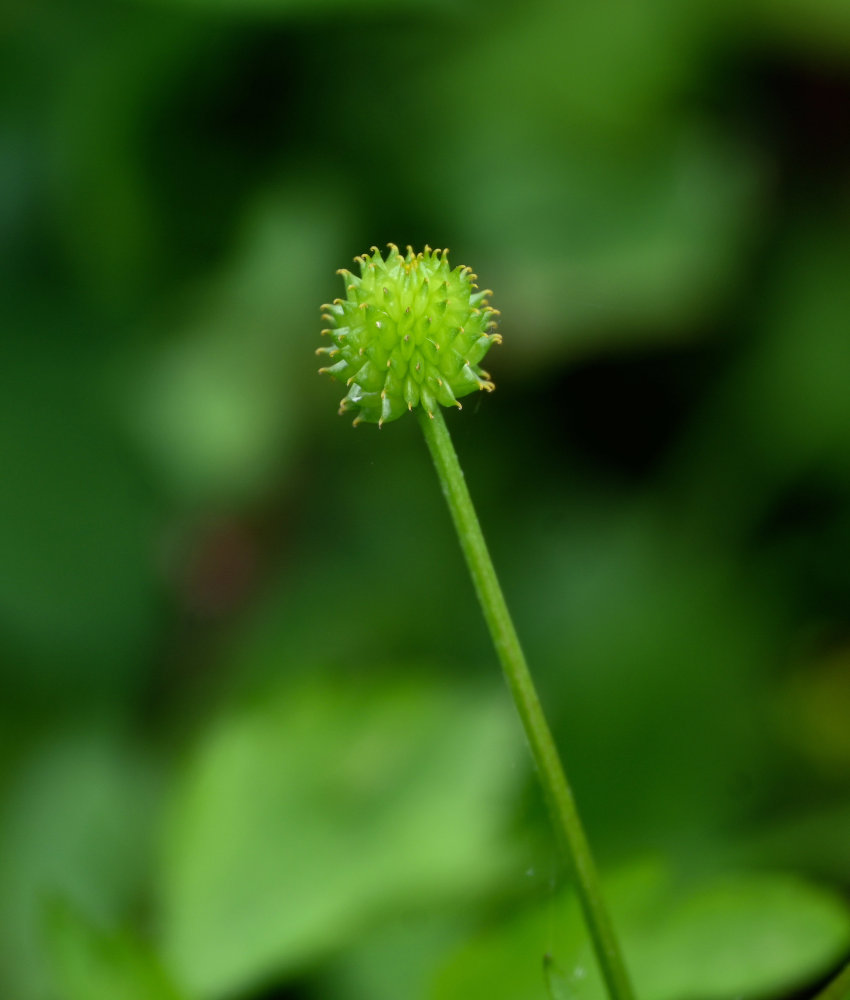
[[637, 874, 850, 999], [158, 674, 524, 999], [45, 900, 186, 1000], [317, 912, 471, 1000], [0, 729, 160, 1000], [127, 186, 345, 505], [432, 861, 850, 1000], [448, 128, 763, 356]]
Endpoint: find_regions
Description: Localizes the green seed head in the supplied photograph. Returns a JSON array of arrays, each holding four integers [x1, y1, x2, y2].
[[318, 244, 501, 426]]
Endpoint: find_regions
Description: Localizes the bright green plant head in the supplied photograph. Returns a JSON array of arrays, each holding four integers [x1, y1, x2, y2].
[[318, 244, 501, 426]]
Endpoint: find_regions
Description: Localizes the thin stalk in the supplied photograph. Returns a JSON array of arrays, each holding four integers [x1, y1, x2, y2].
[[417, 406, 635, 1000]]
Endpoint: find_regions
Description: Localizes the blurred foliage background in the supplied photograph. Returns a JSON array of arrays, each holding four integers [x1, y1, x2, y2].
[[3, 1, 850, 998]]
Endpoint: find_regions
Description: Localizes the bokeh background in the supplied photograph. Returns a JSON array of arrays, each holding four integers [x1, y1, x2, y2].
[[3, 1, 850, 998]]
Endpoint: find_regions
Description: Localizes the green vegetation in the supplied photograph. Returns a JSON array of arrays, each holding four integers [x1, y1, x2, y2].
[[3, 1, 850, 998]]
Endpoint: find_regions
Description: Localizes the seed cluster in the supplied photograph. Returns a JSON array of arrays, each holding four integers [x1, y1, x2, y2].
[[318, 244, 500, 426]]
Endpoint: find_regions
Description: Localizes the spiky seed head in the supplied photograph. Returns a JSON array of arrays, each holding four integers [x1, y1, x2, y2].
[[318, 244, 501, 426]]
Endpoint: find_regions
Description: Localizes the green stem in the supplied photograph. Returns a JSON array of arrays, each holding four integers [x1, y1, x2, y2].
[[417, 405, 635, 1000], [812, 960, 850, 1000]]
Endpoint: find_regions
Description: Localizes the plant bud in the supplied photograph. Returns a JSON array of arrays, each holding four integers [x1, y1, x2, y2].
[[318, 245, 500, 426]]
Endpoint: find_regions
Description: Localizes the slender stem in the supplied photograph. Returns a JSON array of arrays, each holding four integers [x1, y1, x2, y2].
[[417, 406, 635, 1000], [812, 960, 850, 1000]]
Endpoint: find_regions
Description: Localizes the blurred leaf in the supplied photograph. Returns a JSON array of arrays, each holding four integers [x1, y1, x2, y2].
[[46, 899, 185, 1000], [431, 861, 660, 1000], [126, 184, 346, 504], [322, 2, 762, 362], [0, 729, 160, 1000], [452, 127, 764, 362], [318, 912, 471, 1000], [637, 875, 850, 999], [433, 0, 720, 135], [159, 673, 525, 999], [432, 861, 850, 1000]]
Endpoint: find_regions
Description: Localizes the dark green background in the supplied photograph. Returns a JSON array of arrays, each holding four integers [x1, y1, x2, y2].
[[3, 1, 850, 998]]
